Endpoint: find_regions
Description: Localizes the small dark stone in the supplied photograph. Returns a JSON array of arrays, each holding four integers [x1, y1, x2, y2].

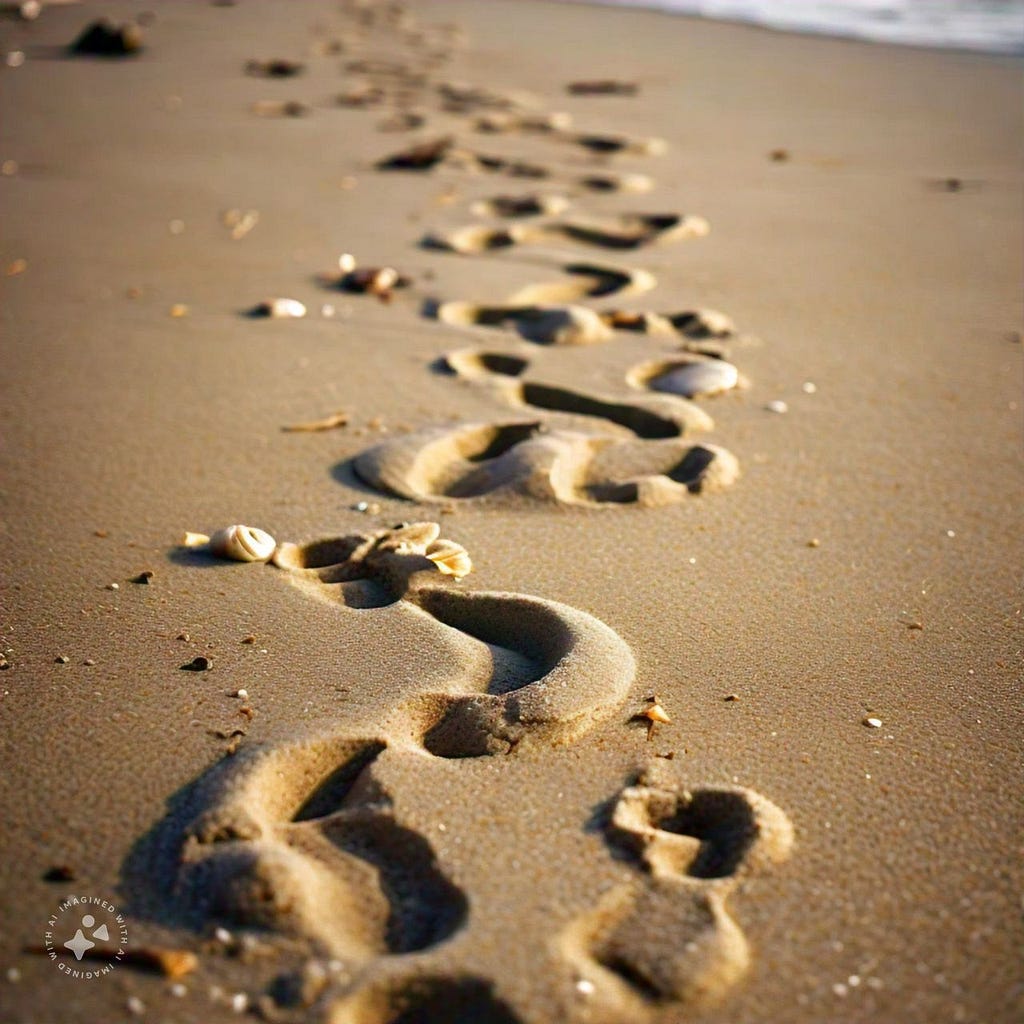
[[131, 571, 154, 585], [181, 656, 212, 671], [43, 865, 76, 882], [69, 19, 143, 57]]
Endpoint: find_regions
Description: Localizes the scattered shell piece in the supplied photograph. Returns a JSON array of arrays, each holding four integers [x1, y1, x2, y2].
[[181, 656, 212, 672], [208, 525, 277, 562], [425, 539, 473, 579], [864, 717, 882, 728], [6, 967, 20, 983], [182, 531, 210, 548], [213, 927, 233, 945], [281, 411, 349, 432], [375, 136, 453, 171], [222, 208, 259, 240], [251, 99, 309, 118], [230, 993, 248, 1013], [170, 983, 187, 997], [106, 582, 120, 591], [5, 51, 25, 69], [55, 655, 70, 665], [5, 258, 27, 277], [765, 399, 789, 414], [19, 2, 41, 22], [169, 304, 189, 318], [240, 635, 256, 644], [83, 658, 96, 666], [807, 538, 820, 548], [234, 688, 248, 699], [1, 160, 18, 176], [802, 381, 818, 394], [576, 978, 596, 995], [249, 297, 307, 319], [127, 996, 146, 1017], [245, 58, 305, 78], [644, 703, 671, 725], [724, 693, 740, 702]]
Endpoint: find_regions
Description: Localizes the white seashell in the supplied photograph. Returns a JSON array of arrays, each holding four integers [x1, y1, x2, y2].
[[183, 531, 211, 548], [338, 253, 357, 273], [765, 399, 789, 414], [255, 298, 306, 318], [425, 540, 473, 579], [649, 359, 739, 399], [208, 525, 277, 562]]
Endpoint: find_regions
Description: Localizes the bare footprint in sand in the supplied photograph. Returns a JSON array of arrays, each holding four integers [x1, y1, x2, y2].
[[424, 213, 708, 253], [559, 763, 793, 1021], [146, 523, 635, 970]]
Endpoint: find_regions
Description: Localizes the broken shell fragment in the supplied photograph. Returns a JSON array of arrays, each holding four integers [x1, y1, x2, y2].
[[250, 298, 307, 319], [643, 703, 671, 725], [182, 531, 211, 548], [425, 540, 473, 579], [208, 525, 277, 562]]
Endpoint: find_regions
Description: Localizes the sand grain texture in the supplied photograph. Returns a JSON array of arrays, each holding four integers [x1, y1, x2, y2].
[[0, 1, 1021, 1023]]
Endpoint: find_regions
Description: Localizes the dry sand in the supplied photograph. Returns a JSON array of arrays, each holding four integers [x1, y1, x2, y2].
[[0, 1, 1021, 1022]]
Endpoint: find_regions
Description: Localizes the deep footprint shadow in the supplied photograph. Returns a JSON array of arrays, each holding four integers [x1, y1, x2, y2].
[[334, 974, 522, 1024]]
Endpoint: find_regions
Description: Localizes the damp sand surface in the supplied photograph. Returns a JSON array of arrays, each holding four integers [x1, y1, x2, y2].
[[0, 2, 1021, 1023]]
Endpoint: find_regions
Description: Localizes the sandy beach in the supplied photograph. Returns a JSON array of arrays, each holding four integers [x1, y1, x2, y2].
[[0, 1, 1021, 1022]]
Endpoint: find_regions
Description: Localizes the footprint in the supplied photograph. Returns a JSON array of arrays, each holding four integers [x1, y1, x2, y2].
[[424, 214, 707, 253], [435, 302, 615, 346], [469, 193, 571, 219], [332, 974, 523, 1024], [438, 347, 713, 438], [559, 764, 793, 1018], [153, 524, 635, 966], [353, 419, 736, 507], [601, 307, 736, 340]]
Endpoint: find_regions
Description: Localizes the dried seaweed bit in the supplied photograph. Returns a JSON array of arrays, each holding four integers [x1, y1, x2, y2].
[[281, 412, 349, 433], [375, 136, 453, 171], [181, 656, 212, 672], [43, 865, 76, 882], [567, 79, 638, 96], [245, 58, 305, 78], [68, 19, 143, 57]]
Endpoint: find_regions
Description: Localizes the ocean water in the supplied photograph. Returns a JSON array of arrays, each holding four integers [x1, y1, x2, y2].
[[566, 0, 1024, 54]]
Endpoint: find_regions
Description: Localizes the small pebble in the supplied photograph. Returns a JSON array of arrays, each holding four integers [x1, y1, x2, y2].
[[176, 632, 190, 641], [181, 656, 212, 672], [5, 51, 26, 69], [230, 992, 248, 1013], [234, 688, 248, 699], [169, 982, 187, 997], [106, 582, 120, 591], [864, 717, 882, 728], [240, 635, 256, 645], [169, 219, 185, 235], [807, 538, 820, 548], [769, 148, 790, 162], [127, 995, 146, 1016], [6, 967, 20, 983], [946, 529, 956, 538], [55, 655, 70, 665], [802, 381, 817, 394], [832, 982, 848, 998], [765, 399, 789, 414], [5, 258, 27, 276], [723, 693, 739, 702], [576, 978, 596, 996], [649, 359, 738, 399], [83, 659, 96, 666], [170, 303, 189, 318], [1, 160, 18, 176], [214, 927, 233, 945]]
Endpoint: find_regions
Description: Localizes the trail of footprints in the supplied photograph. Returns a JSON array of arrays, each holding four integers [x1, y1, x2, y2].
[[139, 4, 792, 1022]]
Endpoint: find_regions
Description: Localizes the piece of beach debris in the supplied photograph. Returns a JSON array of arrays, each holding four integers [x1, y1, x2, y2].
[[469, 193, 570, 219], [863, 717, 882, 728], [23, 943, 197, 978], [637, 699, 671, 741], [577, 171, 653, 194], [83, 658, 96, 667], [248, 298, 307, 319], [5, 258, 27, 277], [131, 570, 154, 584], [335, 83, 385, 108], [333, 253, 409, 299], [181, 656, 212, 672], [182, 531, 209, 548], [208, 525, 277, 562], [245, 58, 305, 78], [375, 136, 453, 171], [806, 538, 820, 548], [106, 582, 120, 591], [233, 687, 248, 698], [567, 79, 638, 96], [169, 303, 189, 318], [769, 148, 790, 162], [54, 655, 70, 665], [251, 99, 309, 118], [220, 209, 259, 240], [724, 693, 740, 702], [69, 19, 143, 57], [209, 726, 245, 740], [43, 865, 76, 882], [635, 358, 740, 399], [765, 399, 789, 414], [281, 411, 349, 433], [425, 539, 472, 579]]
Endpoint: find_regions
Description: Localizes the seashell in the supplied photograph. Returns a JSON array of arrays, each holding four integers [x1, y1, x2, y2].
[[647, 359, 739, 399], [183, 531, 210, 547], [643, 703, 671, 724], [425, 539, 473, 579], [208, 525, 277, 562], [251, 298, 306, 319]]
